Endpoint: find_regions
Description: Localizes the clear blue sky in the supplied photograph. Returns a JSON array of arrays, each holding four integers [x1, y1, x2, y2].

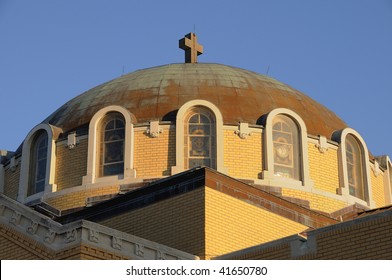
[[1, 0, 391, 157]]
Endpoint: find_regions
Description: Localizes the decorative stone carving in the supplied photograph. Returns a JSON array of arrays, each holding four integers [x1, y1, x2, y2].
[[66, 132, 77, 149], [66, 229, 77, 243], [315, 135, 329, 153], [44, 229, 56, 244], [10, 156, 18, 172], [112, 236, 122, 250], [235, 122, 251, 139], [89, 229, 99, 243], [145, 120, 163, 138], [9, 211, 21, 225], [27, 221, 38, 235], [157, 251, 166, 260], [372, 161, 381, 177], [135, 243, 145, 257]]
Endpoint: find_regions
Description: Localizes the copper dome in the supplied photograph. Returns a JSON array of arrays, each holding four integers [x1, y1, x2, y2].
[[46, 63, 347, 138]]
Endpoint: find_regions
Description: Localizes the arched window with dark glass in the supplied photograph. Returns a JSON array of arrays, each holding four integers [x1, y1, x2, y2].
[[29, 132, 48, 195], [346, 134, 365, 200], [272, 115, 301, 180], [99, 113, 125, 177], [184, 107, 216, 169]]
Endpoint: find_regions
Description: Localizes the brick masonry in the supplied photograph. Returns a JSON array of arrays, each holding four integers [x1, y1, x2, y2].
[[223, 130, 263, 179], [217, 208, 392, 260], [55, 138, 88, 191], [134, 127, 176, 178]]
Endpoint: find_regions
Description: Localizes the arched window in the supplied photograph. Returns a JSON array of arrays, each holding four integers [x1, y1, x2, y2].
[[333, 128, 373, 206], [99, 113, 125, 177], [272, 115, 301, 180], [172, 100, 226, 175], [345, 134, 366, 200], [28, 131, 48, 195], [262, 108, 312, 189], [184, 108, 216, 169]]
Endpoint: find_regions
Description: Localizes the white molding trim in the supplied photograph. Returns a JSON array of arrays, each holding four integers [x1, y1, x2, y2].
[[0, 164, 4, 194], [0, 194, 198, 260], [384, 156, 392, 205], [18, 123, 61, 203], [172, 100, 227, 175], [333, 128, 374, 208], [82, 106, 136, 187], [262, 108, 313, 190]]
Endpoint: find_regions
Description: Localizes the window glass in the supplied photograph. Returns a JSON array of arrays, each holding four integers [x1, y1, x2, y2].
[[100, 113, 125, 176], [29, 132, 48, 195], [346, 134, 365, 200], [272, 115, 300, 180], [184, 108, 216, 169]]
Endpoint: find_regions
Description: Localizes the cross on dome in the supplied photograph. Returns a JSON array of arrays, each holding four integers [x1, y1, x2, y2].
[[179, 33, 203, 63]]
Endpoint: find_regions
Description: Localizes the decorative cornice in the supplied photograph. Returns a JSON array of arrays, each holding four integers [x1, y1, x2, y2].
[[0, 194, 198, 260]]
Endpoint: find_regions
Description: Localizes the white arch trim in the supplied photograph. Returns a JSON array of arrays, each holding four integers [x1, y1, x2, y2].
[[335, 128, 374, 207], [82, 105, 136, 186], [18, 123, 60, 203], [172, 100, 227, 175], [262, 108, 313, 189]]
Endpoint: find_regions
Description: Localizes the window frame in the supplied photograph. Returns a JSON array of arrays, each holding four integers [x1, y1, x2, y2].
[[172, 100, 226, 175], [18, 123, 59, 203], [262, 108, 312, 189], [333, 128, 373, 206], [82, 106, 136, 186], [272, 115, 301, 180], [28, 131, 49, 196], [184, 107, 216, 169]]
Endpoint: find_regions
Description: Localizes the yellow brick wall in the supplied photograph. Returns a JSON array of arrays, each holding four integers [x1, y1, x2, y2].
[[371, 171, 386, 207], [205, 187, 308, 259], [282, 189, 347, 213], [55, 138, 88, 190], [308, 143, 340, 194], [45, 186, 120, 211], [3, 165, 20, 200], [224, 130, 262, 179], [100, 188, 206, 258], [134, 128, 175, 178]]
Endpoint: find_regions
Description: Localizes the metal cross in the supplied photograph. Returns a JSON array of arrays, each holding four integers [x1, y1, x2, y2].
[[179, 33, 203, 63]]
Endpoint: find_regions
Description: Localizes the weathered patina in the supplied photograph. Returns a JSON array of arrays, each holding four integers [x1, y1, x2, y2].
[[45, 63, 347, 139]]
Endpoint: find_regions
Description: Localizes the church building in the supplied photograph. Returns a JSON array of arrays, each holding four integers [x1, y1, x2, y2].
[[1, 33, 391, 260]]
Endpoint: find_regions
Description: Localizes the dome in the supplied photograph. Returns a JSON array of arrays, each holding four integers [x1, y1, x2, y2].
[[45, 63, 347, 138]]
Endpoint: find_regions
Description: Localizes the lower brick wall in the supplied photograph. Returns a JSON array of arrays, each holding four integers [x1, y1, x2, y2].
[[100, 188, 206, 258], [221, 210, 392, 260], [0, 224, 51, 260], [313, 214, 392, 259], [0, 223, 128, 260], [205, 188, 308, 259]]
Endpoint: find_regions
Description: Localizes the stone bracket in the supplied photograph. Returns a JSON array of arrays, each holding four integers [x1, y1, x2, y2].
[[66, 132, 78, 149], [235, 122, 251, 139], [145, 120, 163, 138], [315, 135, 329, 153]]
